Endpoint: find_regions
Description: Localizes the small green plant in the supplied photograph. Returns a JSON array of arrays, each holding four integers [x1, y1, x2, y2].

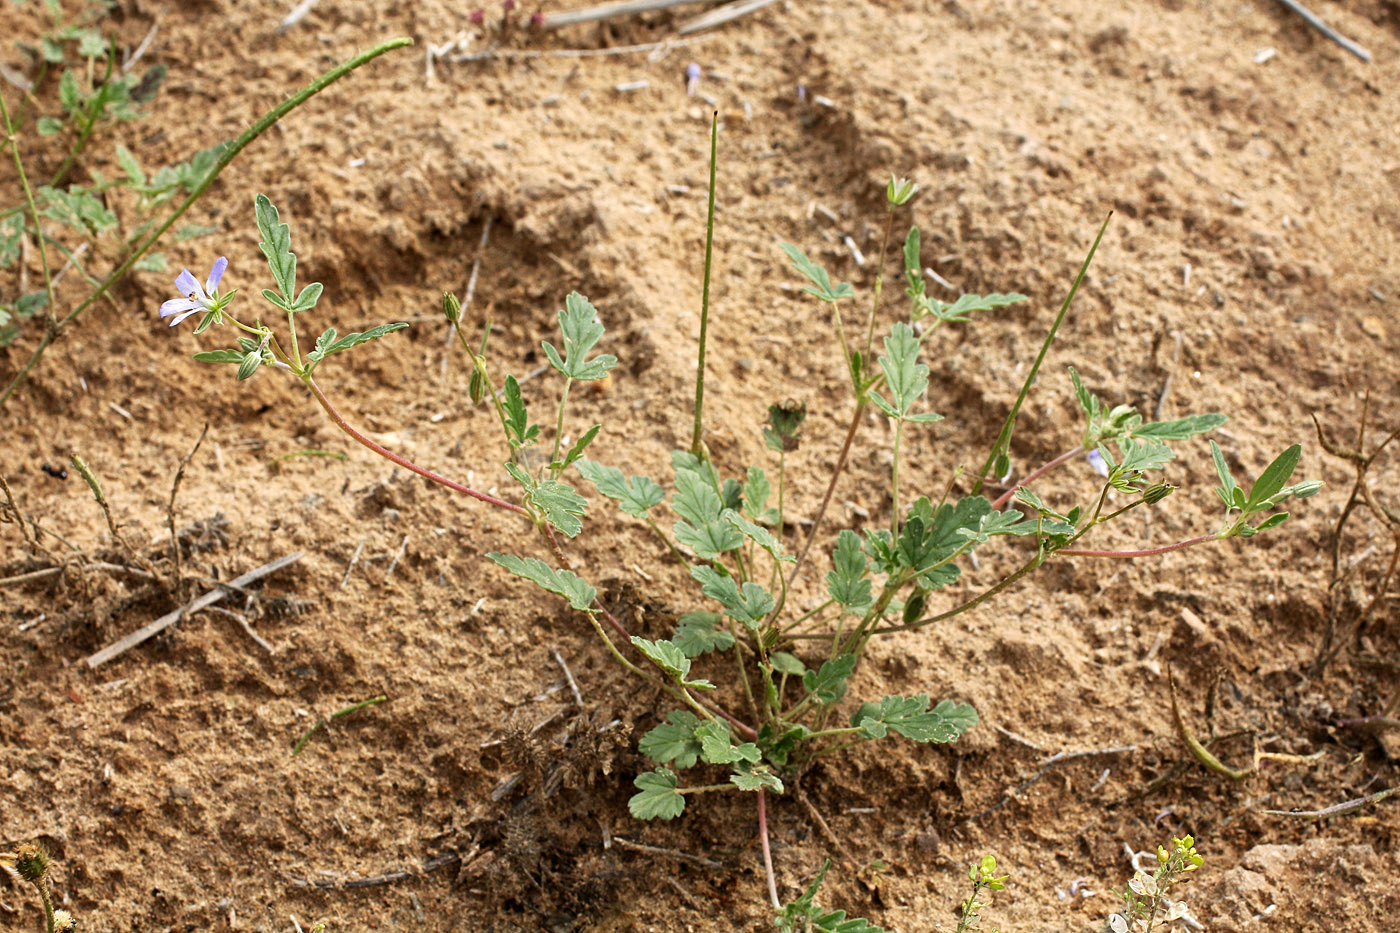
[[952, 855, 1007, 933], [1, 841, 77, 932], [163, 115, 1314, 920], [1109, 836, 1203, 932], [776, 859, 884, 933]]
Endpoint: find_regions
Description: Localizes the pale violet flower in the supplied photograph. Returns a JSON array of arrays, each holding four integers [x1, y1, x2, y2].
[[1087, 448, 1110, 478], [159, 256, 230, 327]]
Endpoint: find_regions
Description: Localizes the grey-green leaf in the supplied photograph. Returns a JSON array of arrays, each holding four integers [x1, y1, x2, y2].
[[192, 349, 244, 365], [827, 529, 872, 612], [802, 654, 857, 705], [531, 479, 588, 538], [639, 711, 704, 769], [673, 611, 734, 657], [487, 552, 596, 610], [254, 193, 296, 301], [851, 694, 979, 743], [629, 769, 686, 820], [576, 459, 665, 518], [542, 292, 618, 381], [1245, 444, 1301, 514], [323, 322, 410, 356], [780, 242, 855, 303]]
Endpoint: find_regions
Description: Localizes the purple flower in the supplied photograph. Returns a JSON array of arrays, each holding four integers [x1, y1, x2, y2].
[[159, 257, 228, 327], [686, 63, 701, 96], [1087, 448, 1109, 478]]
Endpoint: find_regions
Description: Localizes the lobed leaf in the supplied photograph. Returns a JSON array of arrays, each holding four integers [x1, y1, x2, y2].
[[827, 529, 873, 612], [802, 654, 857, 705], [639, 711, 703, 769], [690, 566, 774, 628], [254, 193, 297, 302], [780, 242, 854, 303], [530, 480, 588, 537], [576, 459, 665, 518], [629, 769, 685, 820], [851, 695, 979, 743], [487, 552, 596, 610], [542, 292, 618, 381], [672, 611, 734, 657]]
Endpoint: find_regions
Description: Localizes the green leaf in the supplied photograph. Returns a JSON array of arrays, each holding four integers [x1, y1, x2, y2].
[[725, 509, 792, 562], [576, 459, 664, 518], [674, 518, 745, 560], [174, 223, 219, 242], [630, 636, 692, 680], [36, 116, 63, 136], [629, 769, 685, 820], [742, 465, 771, 520], [541, 292, 618, 381], [802, 654, 857, 705], [639, 711, 703, 769], [530, 479, 588, 538], [877, 322, 931, 418], [672, 611, 734, 657], [192, 349, 244, 365], [290, 281, 323, 313], [39, 184, 115, 234], [58, 68, 80, 111], [15, 291, 49, 317], [1254, 512, 1289, 532], [502, 375, 541, 449], [827, 529, 872, 613], [1133, 413, 1227, 441], [780, 242, 855, 303], [254, 193, 297, 302], [690, 566, 774, 628], [770, 651, 807, 676], [322, 322, 409, 356], [696, 721, 761, 765], [487, 552, 596, 611], [308, 327, 337, 362], [74, 28, 106, 59], [554, 424, 600, 471], [730, 763, 784, 793], [902, 226, 923, 296], [851, 695, 979, 743], [673, 468, 723, 525], [115, 144, 145, 186], [1244, 444, 1301, 513], [922, 291, 1027, 324]]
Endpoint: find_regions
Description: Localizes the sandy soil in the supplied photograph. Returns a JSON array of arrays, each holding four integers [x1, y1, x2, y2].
[[3, 0, 1400, 930]]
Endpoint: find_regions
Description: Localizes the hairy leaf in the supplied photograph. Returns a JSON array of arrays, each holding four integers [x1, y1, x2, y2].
[[639, 711, 703, 769], [672, 611, 734, 657], [254, 193, 297, 302], [852, 695, 979, 742], [674, 518, 744, 560], [320, 322, 410, 358], [725, 509, 792, 562], [487, 552, 596, 610], [827, 529, 872, 612], [576, 459, 665, 518], [780, 242, 854, 303], [629, 769, 685, 820], [541, 292, 617, 381], [730, 763, 784, 793], [673, 468, 723, 525], [531, 479, 587, 537], [690, 566, 774, 628], [502, 375, 541, 449], [802, 654, 857, 705]]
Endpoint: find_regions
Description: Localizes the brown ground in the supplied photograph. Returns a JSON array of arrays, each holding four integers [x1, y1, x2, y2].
[[3, 0, 1400, 930]]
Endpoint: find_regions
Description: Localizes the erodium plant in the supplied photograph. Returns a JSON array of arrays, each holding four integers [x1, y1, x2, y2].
[[168, 135, 1315, 924]]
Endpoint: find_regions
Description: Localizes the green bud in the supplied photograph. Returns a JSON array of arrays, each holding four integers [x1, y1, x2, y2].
[[886, 174, 918, 206], [762, 400, 808, 453], [442, 291, 461, 323], [14, 842, 49, 883], [69, 454, 103, 503], [1142, 483, 1174, 504], [902, 591, 926, 625], [1288, 479, 1323, 499]]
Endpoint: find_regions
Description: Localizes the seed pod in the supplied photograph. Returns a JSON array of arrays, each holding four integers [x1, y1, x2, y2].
[[902, 591, 926, 624], [442, 291, 462, 323], [14, 843, 49, 883]]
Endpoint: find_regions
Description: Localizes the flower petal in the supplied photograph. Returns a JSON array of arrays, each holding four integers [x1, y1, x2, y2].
[[159, 297, 201, 318], [174, 269, 203, 300], [166, 308, 202, 327], [205, 256, 228, 294]]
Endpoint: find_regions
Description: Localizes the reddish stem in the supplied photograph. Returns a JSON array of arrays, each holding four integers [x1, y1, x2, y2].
[[306, 377, 527, 515], [757, 788, 780, 908], [1057, 534, 1215, 558], [990, 446, 1083, 510], [789, 403, 864, 584]]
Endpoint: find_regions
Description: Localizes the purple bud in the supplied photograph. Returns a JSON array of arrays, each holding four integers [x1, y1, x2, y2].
[[1087, 449, 1109, 478], [530, 10, 545, 26], [469, 8, 485, 24], [686, 63, 701, 80], [502, 0, 516, 10], [797, 83, 807, 103]]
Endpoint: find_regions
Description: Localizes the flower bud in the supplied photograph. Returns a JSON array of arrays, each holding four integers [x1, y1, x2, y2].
[[1142, 482, 1174, 504], [442, 291, 462, 323], [14, 843, 49, 883]]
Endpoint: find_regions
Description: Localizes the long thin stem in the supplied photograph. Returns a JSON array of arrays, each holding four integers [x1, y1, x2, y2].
[[862, 208, 897, 361], [0, 94, 56, 331], [757, 789, 781, 909], [49, 48, 116, 189], [549, 377, 573, 469], [972, 213, 1111, 496], [0, 37, 414, 409], [690, 111, 719, 459], [789, 402, 865, 584], [1057, 534, 1215, 558], [990, 446, 1082, 510], [304, 376, 527, 515], [890, 420, 904, 535]]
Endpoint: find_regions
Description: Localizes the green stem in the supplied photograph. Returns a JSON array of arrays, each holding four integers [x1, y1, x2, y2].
[[49, 49, 116, 189], [0, 37, 414, 410], [38, 876, 55, 933], [891, 420, 905, 536], [972, 213, 1112, 496], [788, 400, 866, 584], [690, 111, 719, 459], [0, 94, 56, 331], [291, 694, 387, 756], [549, 377, 573, 471], [780, 597, 834, 634], [453, 320, 514, 447], [863, 207, 896, 361], [678, 783, 739, 795]]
